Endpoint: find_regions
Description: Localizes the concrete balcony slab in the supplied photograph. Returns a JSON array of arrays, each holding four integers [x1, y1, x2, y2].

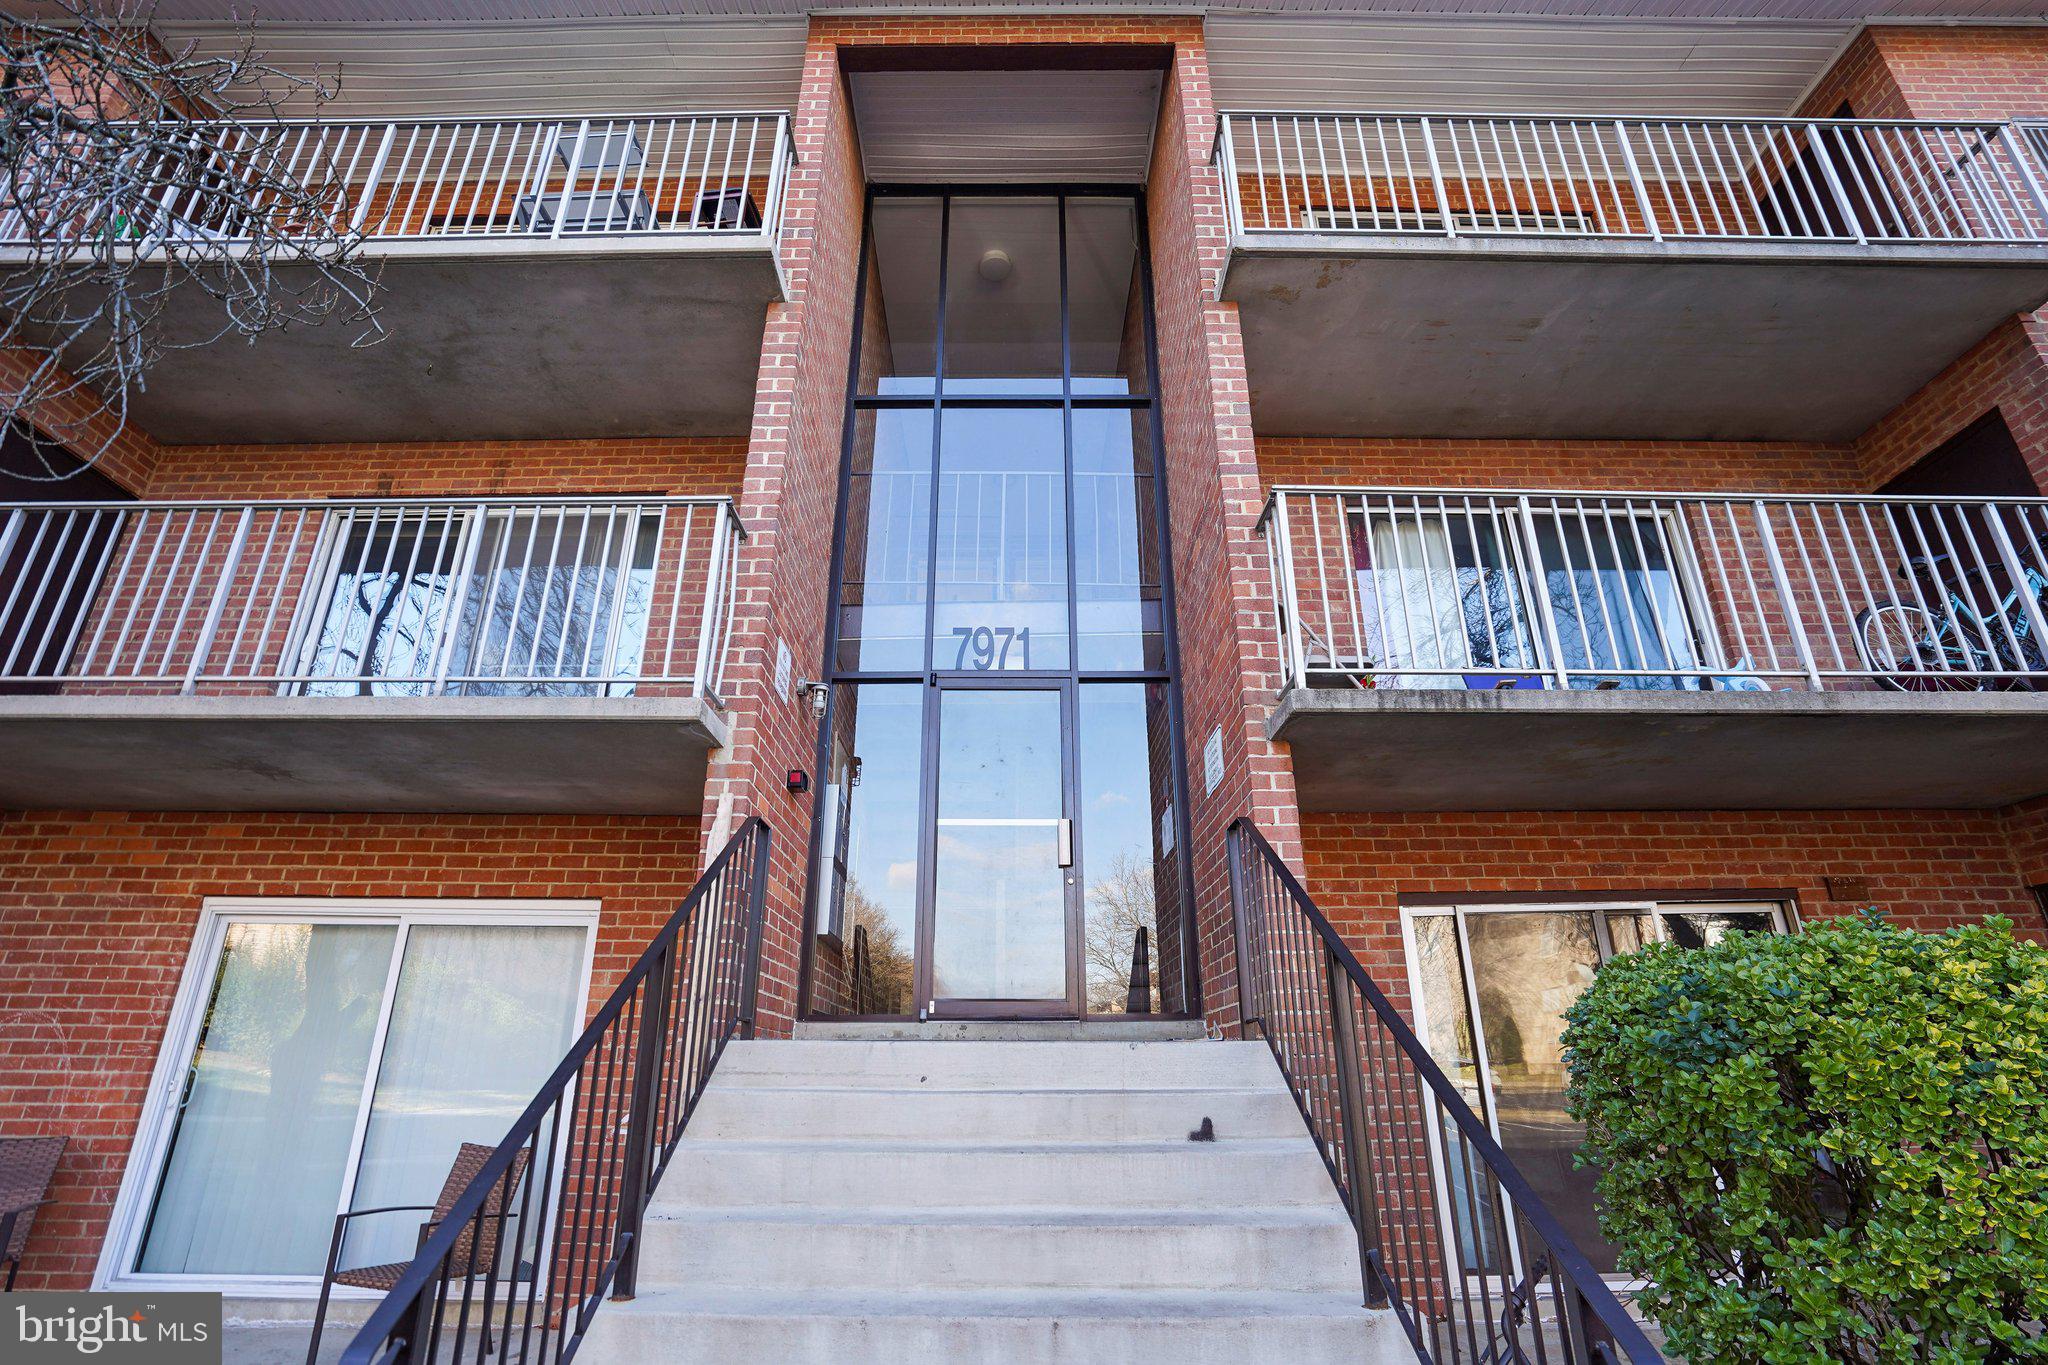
[[1270, 686, 2048, 810], [0, 693, 726, 814], [1223, 235, 2048, 441]]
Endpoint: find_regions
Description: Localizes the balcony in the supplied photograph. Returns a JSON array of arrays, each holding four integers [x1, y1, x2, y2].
[[2, 112, 794, 443], [0, 494, 743, 813], [1259, 485, 2048, 811], [1214, 113, 2048, 440]]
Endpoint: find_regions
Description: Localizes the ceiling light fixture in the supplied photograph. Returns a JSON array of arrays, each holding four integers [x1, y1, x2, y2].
[[978, 248, 1012, 283]]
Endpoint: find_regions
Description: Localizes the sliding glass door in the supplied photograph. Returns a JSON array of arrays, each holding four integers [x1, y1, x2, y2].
[[1405, 900, 1786, 1281], [116, 905, 591, 1288]]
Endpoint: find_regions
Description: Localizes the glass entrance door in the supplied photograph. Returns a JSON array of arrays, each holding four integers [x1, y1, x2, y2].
[[924, 685, 1077, 1015]]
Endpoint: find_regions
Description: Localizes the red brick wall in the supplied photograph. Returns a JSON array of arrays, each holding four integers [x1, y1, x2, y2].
[[1302, 808, 2048, 1017], [1258, 436, 1864, 494], [1853, 313, 2048, 492], [0, 348, 163, 495], [0, 808, 709, 1291], [697, 21, 870, 1034], [1145, 32, 1305, 1033], [1804, 26, 2048, 494], [138, 437, 747, 501]]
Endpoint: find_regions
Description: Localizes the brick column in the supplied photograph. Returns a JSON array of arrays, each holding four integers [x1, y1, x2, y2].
[[1145, 30, 1306, 1033], [701, 25, 869, 1035]]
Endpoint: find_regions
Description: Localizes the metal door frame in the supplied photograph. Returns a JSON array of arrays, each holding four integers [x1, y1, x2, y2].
[[914, 673, 1083, 1019]]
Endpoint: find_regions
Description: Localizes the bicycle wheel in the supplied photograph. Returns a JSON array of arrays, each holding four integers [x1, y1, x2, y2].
[[1854, 602, 1988, 692]]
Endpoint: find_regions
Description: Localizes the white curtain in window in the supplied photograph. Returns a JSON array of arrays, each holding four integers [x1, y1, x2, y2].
[[341, 925, 585, 1267], [137, 923, 395, 1276], [1362, 517, 1470, 688]]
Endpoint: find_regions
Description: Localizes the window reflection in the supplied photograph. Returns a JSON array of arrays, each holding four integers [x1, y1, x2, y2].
[[932, 408, 1069, 671]]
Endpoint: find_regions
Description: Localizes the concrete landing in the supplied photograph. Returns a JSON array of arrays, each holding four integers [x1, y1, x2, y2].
[[794, 1019, 1208, 1042]]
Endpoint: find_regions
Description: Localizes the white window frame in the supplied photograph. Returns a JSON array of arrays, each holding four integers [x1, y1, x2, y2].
[[1398, 897, 1792, 1292], [95, 897, 600, 1297]]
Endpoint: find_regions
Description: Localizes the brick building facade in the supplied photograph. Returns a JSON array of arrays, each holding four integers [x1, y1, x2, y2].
[[2, 5, 2046, 1348]]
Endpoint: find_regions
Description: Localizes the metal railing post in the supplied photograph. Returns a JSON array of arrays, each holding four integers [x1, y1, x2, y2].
[[1325, 948, 1389, 1309], [181, 505, 253, 695], [551, 119, 591, 241], [1752, 500, 1825, 690], [759, 114, 793, 242], [737, 823, 774, 1039], [692, 502, 736, 701], [1516, 495, 1575, 689], [1982, 505, 2048, 653], [610, 939, 672, 1302], [1417, 117, 1455, 238], [1224, 824, 1259, 1033], [1999, 122, 2048, 237], [1270, 491, 1312, 689], [1808, 125, 1868, 244], [351, 124, 397, 233], [1614, 121, 1662, 241]]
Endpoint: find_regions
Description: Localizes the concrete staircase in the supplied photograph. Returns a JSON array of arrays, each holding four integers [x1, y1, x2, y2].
[[583, 1027, 1409, 1362]]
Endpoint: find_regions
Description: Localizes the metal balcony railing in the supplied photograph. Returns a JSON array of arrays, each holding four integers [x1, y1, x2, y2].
[[1228, 820, 1663, 1363], [0, 111, 794, 247], [1216, 112, 2048, 245], [338, 816, 772, 1365], [0, 494, 745, 701], [1258, 486, 2048, 693]]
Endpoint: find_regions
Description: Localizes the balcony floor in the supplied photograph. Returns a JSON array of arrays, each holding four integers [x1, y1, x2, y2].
[[36, 237, 784, 445], [0, 694, 726, 814], [1223, 235, 2048, 440], [1271, 687, 2048, 811]]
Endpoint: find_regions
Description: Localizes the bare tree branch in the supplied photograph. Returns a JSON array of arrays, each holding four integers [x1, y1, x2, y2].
[[0, 0, 382, 478]]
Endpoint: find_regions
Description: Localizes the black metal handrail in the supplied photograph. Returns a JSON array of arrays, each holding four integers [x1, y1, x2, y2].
[[338, 817, 773, 1365], [1226, 819, 1662, 1365]]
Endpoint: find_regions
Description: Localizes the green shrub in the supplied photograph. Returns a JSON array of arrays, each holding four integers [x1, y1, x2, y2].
[[1561, 912, 2048, 1363]]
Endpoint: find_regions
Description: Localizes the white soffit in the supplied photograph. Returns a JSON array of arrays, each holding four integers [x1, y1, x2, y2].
[[151, 17, 809, 118], [1206, 15, 1864, 116], [851, 69, 1165, 183]]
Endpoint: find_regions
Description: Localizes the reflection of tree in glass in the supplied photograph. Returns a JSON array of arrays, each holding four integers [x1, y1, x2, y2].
[[846, 886, 914, 1014], [307, 516, 655, 697], [1084, 852, 1159, 1014]]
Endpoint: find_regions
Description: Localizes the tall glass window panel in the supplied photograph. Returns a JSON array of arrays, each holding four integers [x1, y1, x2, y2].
[[941, 197, 1062, 394], [299, 508, 658, 697], [1347, 507, 1539, 690], [933, 408, 1069, 671], [862, 197, 941, 395], [1078, 683, 1180, 1014], [1458, 911, 1618, 1275], [1071, 409, 1163, 671], [838, 410, 934, 672], [1409, 914, 1507, 1276], [447, 508, 659, 695], [137, 923, 396, 1275], [1065, 197, 1150, 396], [814, 684, 924, 1016], [1528, 508, 1703, 690], [342, 925, 583, 1267]]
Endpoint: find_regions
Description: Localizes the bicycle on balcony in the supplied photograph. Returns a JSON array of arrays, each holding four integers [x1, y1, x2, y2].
[[1853, 537, 2048, 691]]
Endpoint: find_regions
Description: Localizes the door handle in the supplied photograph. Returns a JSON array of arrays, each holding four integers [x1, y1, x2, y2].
[[1057, 818, 1074, 868]]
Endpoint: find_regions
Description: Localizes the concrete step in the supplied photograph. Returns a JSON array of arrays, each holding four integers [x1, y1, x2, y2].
[[635, 1206, 1364, 1294], [584, 1287, 1411, 1363], [649, 1137, 1338, 1210], [713, 1038, 1283, 1091], [794, 1019, 1209, 1042], [683, 1082, 1302, 1142]]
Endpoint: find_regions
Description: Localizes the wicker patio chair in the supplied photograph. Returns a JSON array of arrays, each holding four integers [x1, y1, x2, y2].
[[306, 1142, 532, 1365], [0, 1135, 67, 1291]]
